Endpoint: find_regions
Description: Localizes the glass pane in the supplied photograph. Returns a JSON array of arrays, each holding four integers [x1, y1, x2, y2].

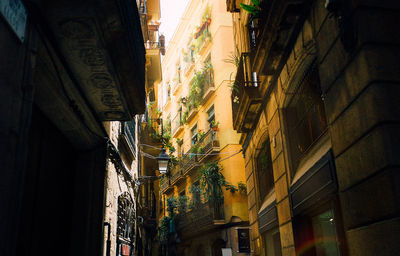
[[311, 209, 340, 256], [265, 227, 282, 256], [256, 141, 274, 201]]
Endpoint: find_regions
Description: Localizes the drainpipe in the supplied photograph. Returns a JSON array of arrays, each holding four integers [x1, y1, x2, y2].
[[104, 222, 111, 256]]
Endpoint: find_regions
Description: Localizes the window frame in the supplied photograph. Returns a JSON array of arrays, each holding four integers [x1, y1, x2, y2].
[[284, 62, 328, 178], [255, 138, 274, 205]]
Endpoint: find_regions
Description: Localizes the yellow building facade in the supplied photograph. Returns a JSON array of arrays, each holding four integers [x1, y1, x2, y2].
[[155, 0, 250, 255]]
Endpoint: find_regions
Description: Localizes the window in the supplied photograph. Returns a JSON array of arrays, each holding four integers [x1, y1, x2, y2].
[[294, 208, 342, 256], [116, 193, 135, 256], [264, 227, 282, 256], [191, 124, 198, 145], [286, 64, 327, 173], [207, 105, 215, 125], [255, 140, 274, 203]]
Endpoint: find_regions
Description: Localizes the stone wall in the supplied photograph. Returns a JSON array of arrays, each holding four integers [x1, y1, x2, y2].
[[103, 121, 139, 256], [240, 0, 400, 255]]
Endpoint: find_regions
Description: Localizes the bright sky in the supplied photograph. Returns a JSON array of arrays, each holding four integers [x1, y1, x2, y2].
[[159, 0, 190, 48]]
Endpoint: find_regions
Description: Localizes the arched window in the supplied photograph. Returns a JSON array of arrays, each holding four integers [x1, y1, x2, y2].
[[285, 63, 327, 174], [256, 139, 274, 203]]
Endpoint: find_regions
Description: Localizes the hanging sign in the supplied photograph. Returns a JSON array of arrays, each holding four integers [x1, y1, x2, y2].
[[0, 0, 27, 42], [237, 228, 251, 253]]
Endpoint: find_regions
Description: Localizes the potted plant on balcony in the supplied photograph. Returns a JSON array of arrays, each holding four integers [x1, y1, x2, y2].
[[210, 120, 219, 131], [176, 138, 183, 146], [238, 181, 247, 195], [197, 131, 205, 141]]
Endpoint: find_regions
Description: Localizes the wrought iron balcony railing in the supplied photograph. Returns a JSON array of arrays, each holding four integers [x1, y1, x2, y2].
[[231, 52, 263, 133], [201, 69, 215, 104], [172, 112, 184, 137], [145, 41, 161, 50], [176, 201, 225, 237]]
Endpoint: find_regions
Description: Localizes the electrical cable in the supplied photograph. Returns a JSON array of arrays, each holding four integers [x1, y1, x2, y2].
[[140, 143, 243, 156]]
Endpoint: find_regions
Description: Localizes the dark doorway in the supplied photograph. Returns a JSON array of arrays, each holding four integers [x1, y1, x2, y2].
[[16, 107, 77, 256]]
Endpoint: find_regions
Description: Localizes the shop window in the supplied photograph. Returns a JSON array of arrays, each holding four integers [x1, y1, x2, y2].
[[285, 64, 327, 175], [255, 139, 274, 203], [294, 208, 341, 256], [264, 227, 282, 256]]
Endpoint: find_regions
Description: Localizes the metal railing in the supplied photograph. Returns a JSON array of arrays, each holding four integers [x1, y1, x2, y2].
[[177, 201, 224, 229], [197, 129, 219, 157], [201, 70, 214, 100], [145, 41, 161, 50], [172, 112, 183, 135]]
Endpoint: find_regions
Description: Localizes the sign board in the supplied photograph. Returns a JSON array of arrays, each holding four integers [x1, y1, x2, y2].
[[238, 228, 251, 253], [222, 248, 233, 256], [121, 244, 130, 256], [0, 0, 27, 42]]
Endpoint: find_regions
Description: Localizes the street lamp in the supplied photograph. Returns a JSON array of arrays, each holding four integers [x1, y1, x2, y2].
[[157, 147, 170, 174], [156, 117, 171, 174]]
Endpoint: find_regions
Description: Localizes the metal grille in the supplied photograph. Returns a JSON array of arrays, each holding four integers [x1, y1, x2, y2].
[[117, 193, 135, 241]]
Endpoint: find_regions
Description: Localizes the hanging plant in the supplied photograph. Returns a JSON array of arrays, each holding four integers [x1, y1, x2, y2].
[[225, 183, 238, 193], [200, 162, 226, 204], [188, 184, 202, 210], [238, 181, 247, 195]]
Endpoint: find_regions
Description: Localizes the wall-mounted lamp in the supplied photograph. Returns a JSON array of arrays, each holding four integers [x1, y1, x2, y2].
[[156, 147, 170, 174]]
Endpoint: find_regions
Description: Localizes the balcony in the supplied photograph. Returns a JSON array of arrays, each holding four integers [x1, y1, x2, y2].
[[145, 41, 161, 50], [248, 0, 310, 78], [176, 201, 224, 239], [180, 129, 220, 176], [231, 53, 263, 133], [182, 54, 195, 77], [172, 113, 184, 138], [196, 129, 220, 160], [145, 39, 164, 89], [140, 117, 162, 152], [180, 152, 196, 176], [172, 72, 182, 96], [170, 164, 185, 185], [160, 177, 171, 194], [185, 107, 198, 124], [194, 22, 212, 56]]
